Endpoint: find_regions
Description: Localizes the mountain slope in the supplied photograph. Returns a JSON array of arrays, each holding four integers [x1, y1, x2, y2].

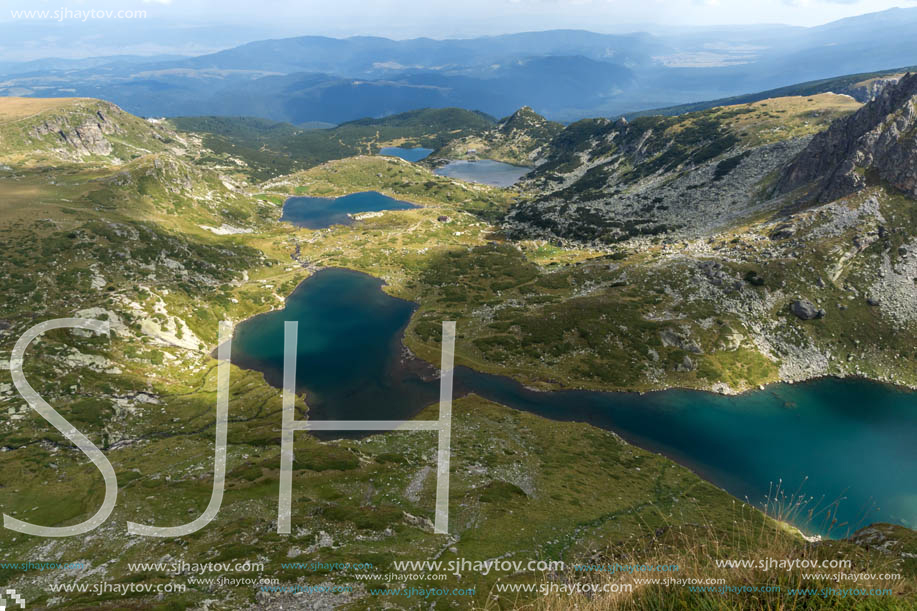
[[627, 65, 915, 118], [505, 94, 860, 244], [431, 106, 563, 166], [0, 97, 180, 165], [776, 72, 917, 203]]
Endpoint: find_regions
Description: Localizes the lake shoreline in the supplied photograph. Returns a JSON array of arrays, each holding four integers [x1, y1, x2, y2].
[[224, 268, 917, 534], [223, 266, 917, 404], [280, 190, 419, 229], [432, 158, 532, 187]]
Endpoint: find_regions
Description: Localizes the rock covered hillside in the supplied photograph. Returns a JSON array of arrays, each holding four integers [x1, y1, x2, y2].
[[777, 72, 917, 203], [844, 73, 906, 103], [430, 106, 563, 166], [0, 97, 182, 165], [403, 80, 917, 397], [504, 94, 861, 245]]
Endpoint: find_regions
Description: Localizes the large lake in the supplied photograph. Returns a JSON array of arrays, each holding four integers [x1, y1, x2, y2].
[[434, 160, 530, 187], [281, 191, 417, 229], [232, 268, 917, 536], [380, 146, 433, 162]]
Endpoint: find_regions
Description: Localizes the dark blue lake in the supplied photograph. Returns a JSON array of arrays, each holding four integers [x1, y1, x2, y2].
[[380, 146, 433, 162], [434, 160, 530, 187], [281, 191, 418, 229], [232, 268, 917, 537]]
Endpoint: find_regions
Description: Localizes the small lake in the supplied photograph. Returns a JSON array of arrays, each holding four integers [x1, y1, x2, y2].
[[232, 268, 917, 536], [281, 191, 418, 229], [379, 146, 433, 162], [434, 160, 530, 187]]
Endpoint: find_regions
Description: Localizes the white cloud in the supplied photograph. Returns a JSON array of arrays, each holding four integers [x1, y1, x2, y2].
[[782, 0, 856, 5]]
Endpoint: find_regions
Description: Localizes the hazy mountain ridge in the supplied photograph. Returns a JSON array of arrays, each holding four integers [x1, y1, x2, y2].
[[167, 30, 660, 76], [5, 8, 917, 123]]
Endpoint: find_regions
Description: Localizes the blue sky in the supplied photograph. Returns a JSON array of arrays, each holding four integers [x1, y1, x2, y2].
[[4, 0, 917, 36]]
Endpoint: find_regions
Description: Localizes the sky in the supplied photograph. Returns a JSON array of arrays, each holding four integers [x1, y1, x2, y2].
[[3, 0, 917, 36]]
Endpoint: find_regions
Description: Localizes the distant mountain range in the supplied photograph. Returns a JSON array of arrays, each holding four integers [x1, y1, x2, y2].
[[4, 7, 917, 123]]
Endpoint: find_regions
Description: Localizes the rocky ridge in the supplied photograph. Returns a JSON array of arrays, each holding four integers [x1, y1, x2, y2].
[[843, 75, 904, 103], [0, 98, 182, 164], [506, 136, 807, 245], [777, 72, 917, 203], [430, 106, 562, 166]]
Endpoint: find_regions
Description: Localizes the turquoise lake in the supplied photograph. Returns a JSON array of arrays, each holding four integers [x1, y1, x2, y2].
[[232, 268, 917, 537], [380, 146, 433, 162], [281, 191, 417, 229], [434, 160, 531, 187]]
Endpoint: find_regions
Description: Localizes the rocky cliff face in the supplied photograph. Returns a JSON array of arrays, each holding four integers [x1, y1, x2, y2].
[[0, 98, 181, 164], [30, 106, 120, 156], [776, 72, 917, 203], [843, 75, 903, 103]]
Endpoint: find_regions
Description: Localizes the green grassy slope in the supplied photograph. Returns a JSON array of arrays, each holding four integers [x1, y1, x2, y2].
[[0, 97, 180, 166]]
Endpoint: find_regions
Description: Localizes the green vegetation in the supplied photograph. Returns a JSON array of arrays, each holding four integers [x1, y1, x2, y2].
[[1, 95, 916, 609], [525, 519, 914, 610], [0, 97, 177, 167], [432, 106, 563, 166], [714, 150, 751, 180], [403, 242, 782, 392], [171, 107, 496, 181]]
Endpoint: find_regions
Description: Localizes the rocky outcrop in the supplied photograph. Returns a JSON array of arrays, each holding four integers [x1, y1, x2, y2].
[[497, 106, 562, 141], [660, 328, 703, 354], [776, 72, 917, 203], [842, 76, 903, 103], [0, 98, 181, 164], [30, 106, 121, 156], [505, 136, 807, 245], [430, 106, 562, 166], [790, 299, 825, 320]]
